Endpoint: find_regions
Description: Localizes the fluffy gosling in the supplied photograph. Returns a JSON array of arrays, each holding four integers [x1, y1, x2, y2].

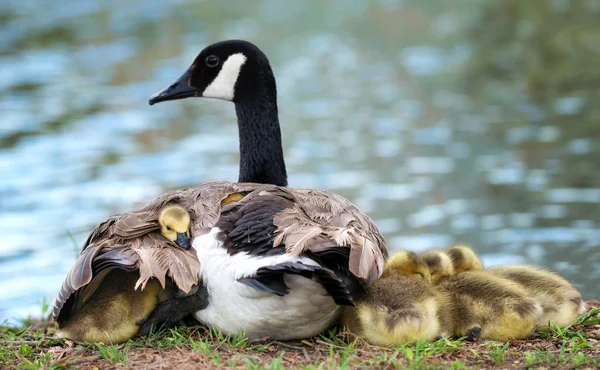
[[419, 250, 455, 283], [487, 265, 587, 328], [437, 271, 543, 341], [342, 251, 453, 346], [445, 245, 483, 274], [158, 205, 192, 250]]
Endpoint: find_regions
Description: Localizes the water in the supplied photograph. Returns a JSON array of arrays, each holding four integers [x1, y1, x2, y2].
[[1, 0, 599, 323]]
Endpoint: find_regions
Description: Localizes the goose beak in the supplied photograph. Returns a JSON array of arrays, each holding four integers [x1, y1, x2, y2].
[[175, 232, 192, 250], [149, 67, 197, 105]]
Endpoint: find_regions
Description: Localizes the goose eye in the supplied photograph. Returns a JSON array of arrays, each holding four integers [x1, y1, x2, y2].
[[166, 226, 173, 231], [205, 55, 220, 68]]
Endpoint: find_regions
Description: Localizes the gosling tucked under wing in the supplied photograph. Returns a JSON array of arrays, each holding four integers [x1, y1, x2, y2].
[[487, 265, 587, 328], [146, 40, 388, 339], [343, 251, 453, 346], [53, 205, 199, 343]]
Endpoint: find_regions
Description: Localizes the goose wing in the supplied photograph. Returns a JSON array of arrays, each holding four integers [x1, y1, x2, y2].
[[274, 189, 388, 286], [212, 185, 387, 287], [52, 193, 200, 323]]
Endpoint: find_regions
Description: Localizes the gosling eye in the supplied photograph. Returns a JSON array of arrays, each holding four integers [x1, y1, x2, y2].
[[205, 55, 220, 68], [166, 226, 173, 231]]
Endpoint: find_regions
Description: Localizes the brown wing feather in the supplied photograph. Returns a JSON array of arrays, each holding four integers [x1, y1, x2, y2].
[[52, 245, 102, 321], [113, 213, 159, 239], [152, 245, 200, 294], [272, 188, 387, 286]]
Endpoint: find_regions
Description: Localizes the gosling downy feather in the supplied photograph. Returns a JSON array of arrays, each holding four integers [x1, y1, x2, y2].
[[445, 245, 484, 274], [142, 40, 388, 339], [436, 271, 543, 341], [487, 265, 587, 328], [343, 251, 453, 346], [418, 250, 455, 283]]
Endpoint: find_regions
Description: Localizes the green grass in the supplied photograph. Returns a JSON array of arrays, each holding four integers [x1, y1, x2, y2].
[[488, 342, 509, 365], [95, 342, 130, 363], [0, 306, 598, 369]]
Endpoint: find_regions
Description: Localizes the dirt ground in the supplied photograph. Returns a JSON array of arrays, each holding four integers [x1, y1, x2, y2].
[[3, 301, 599, 370]]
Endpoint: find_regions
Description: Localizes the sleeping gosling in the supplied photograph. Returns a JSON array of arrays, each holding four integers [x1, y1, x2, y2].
[[158, 205, 192, 250], [56, 271, 173, 343], [439, 245, 584, 332], [342, 251, 453, 346], [445, 245, 483, 274], [418, 250, 455, 283], [436, 271, 543, 341], [487, 265, 587, 328]]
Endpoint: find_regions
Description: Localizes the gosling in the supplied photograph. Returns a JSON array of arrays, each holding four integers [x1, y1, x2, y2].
[[158, 205, 192, 250], [487, 265, 587, 328], [436, 271, 543, 341], [418, 250, 455, 283], [342, 251, 453, 346], [445, 245, 483, 274]]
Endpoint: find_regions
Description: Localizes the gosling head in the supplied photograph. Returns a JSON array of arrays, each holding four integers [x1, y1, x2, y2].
[[419, 251, 455, 283], [158, 205, 192, 250], [446, 245, 483, 274], [149, 40, 273, 105], [382, 251, 432, 283]]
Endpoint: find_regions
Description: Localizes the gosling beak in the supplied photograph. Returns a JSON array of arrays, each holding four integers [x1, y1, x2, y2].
[[175, 232, 192, 250], [149, 67, 197, 105]]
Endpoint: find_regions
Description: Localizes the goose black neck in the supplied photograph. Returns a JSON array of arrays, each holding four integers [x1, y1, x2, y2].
[[234, 90, 287, 187]]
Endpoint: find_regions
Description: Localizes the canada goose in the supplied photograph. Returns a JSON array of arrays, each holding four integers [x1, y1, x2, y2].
[[436, 271, 542, 341], [54, 40, 388, 341], [445, 245, 484, 274], [487, 265, 587, 328], [418, 250, 455, 283], [342, 251, 453, 346], [54, 204, 200, 343]]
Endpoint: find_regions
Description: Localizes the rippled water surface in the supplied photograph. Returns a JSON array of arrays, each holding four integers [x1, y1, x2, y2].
[[1, 0, 600, 322]]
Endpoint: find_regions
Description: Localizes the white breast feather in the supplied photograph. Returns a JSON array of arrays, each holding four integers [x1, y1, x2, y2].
[[192, 227, 341, 339]]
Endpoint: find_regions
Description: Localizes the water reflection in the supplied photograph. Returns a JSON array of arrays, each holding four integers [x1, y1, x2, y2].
[[1, 0, 599, 323]]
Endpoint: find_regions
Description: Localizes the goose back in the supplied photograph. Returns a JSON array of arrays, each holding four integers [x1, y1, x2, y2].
[[53, 181, 387, 324]]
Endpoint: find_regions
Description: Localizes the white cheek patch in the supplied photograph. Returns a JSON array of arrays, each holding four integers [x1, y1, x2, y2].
[[202, 53, 247, 101]]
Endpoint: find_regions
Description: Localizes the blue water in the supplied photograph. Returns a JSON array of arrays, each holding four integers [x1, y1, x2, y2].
[[1, 0, 599, 324]]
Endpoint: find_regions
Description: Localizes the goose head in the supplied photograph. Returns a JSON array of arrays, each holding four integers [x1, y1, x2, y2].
[[158, 205, 192, 250], [148, 39, 287, 187], [149, 40, 274, 105]]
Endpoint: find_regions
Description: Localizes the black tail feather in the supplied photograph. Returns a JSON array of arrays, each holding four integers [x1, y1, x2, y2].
[[239, 261, 354, 306]]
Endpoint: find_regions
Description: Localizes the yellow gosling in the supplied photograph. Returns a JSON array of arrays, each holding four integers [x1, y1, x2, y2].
[[487, 265, 587, 328], [437, 271, 543, 341], [445, 245, 484, 274], [342, 251, 452, 346], [158, 205, 192, 250], [419, 250, 455, 283]]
